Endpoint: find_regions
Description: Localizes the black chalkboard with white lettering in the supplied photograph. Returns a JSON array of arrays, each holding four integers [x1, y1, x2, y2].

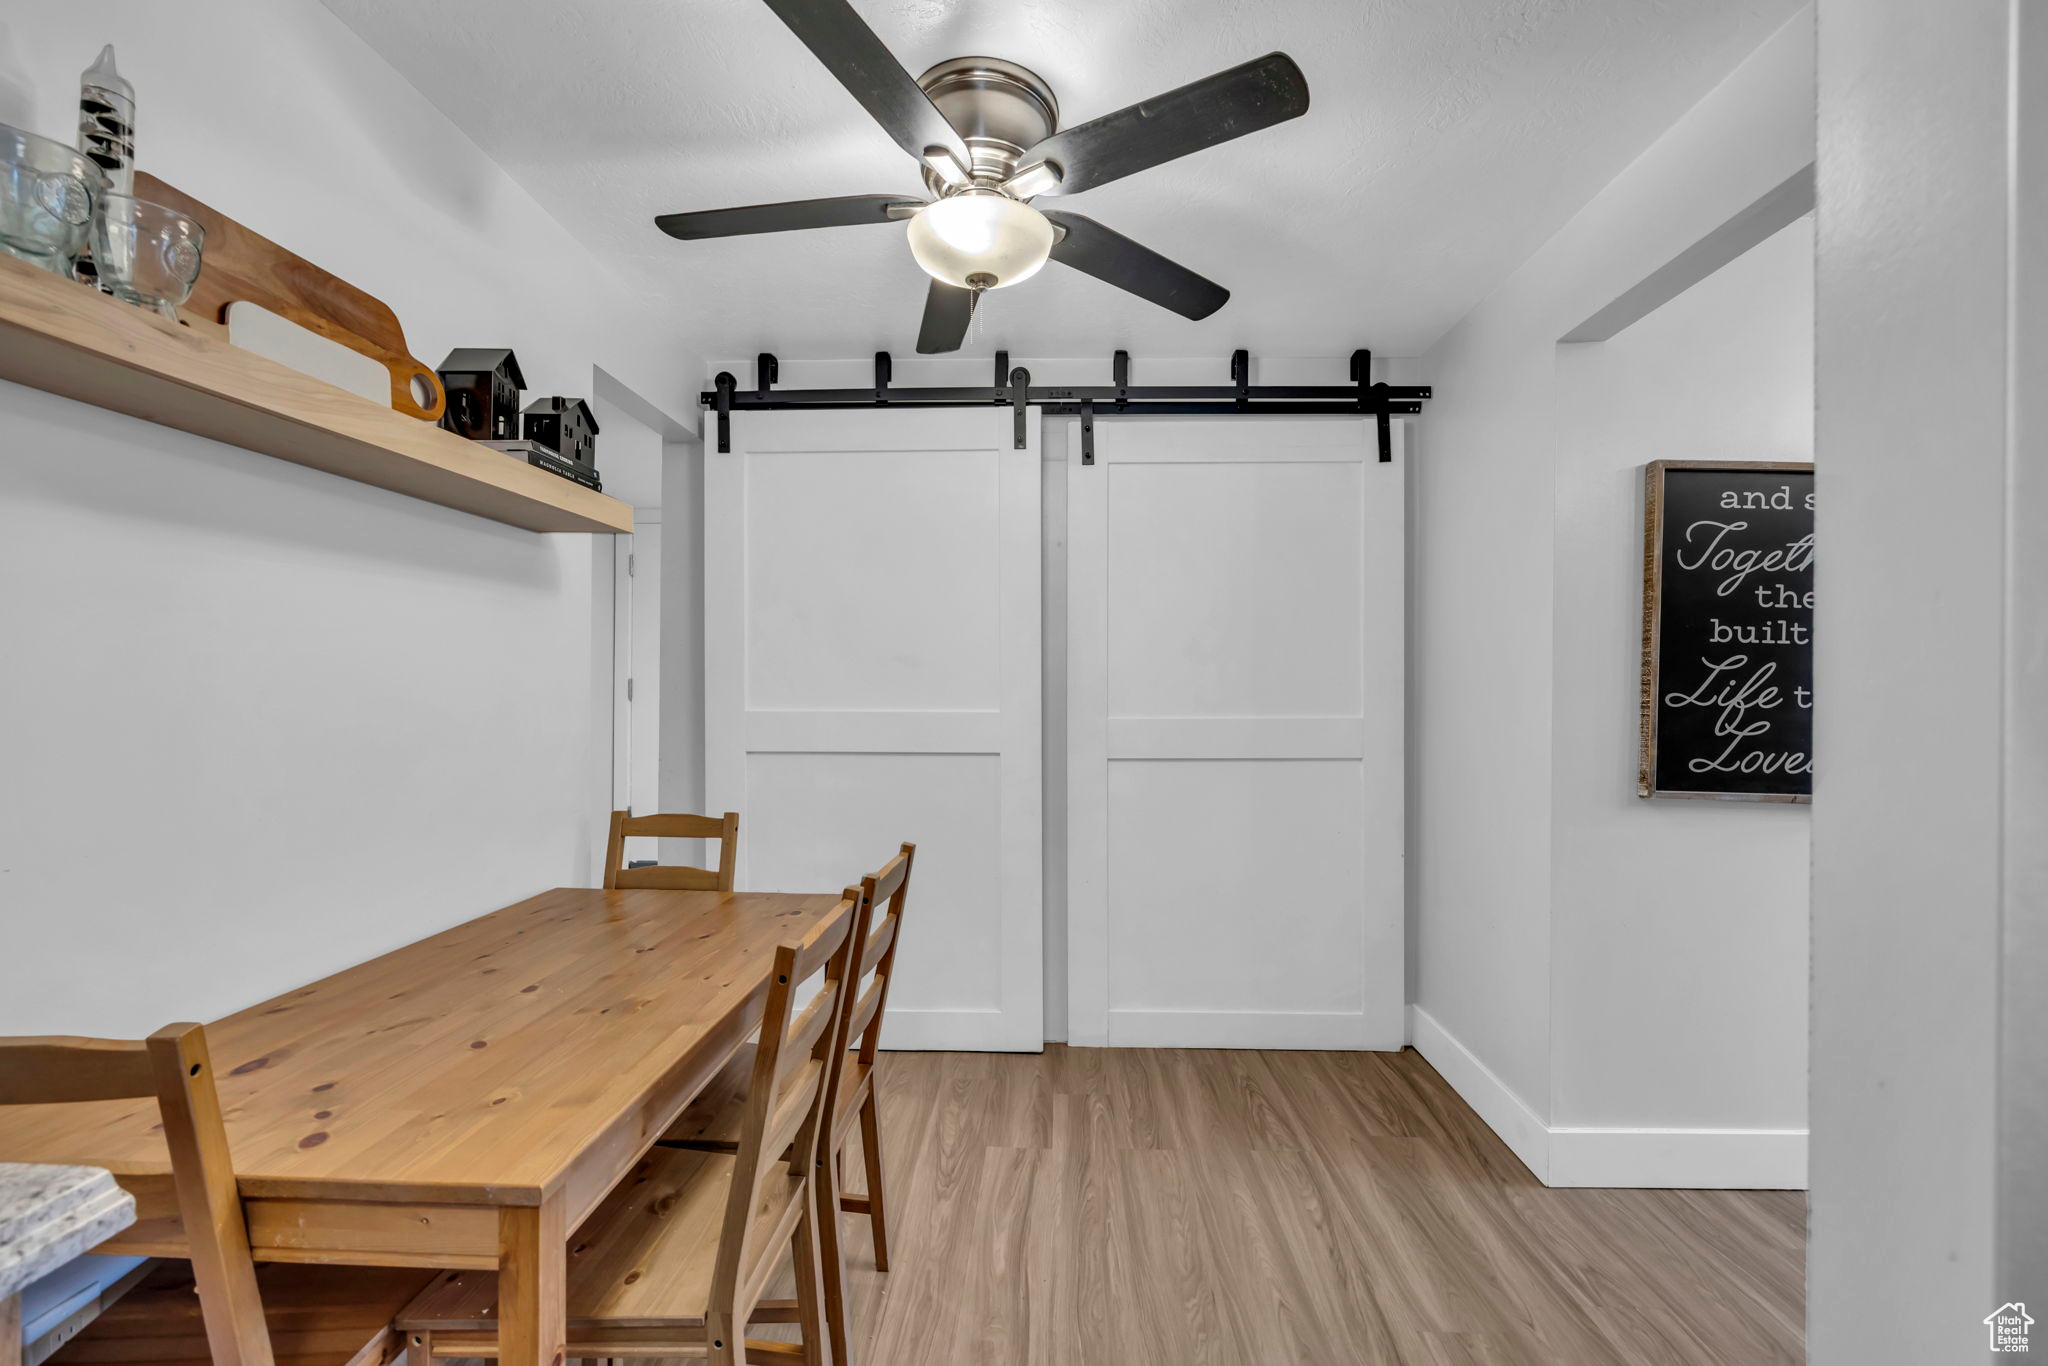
[[1639, 461, 1815, 801]]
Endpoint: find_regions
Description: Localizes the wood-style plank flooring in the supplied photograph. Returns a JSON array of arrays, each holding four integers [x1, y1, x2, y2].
[[764, 1045, 1803, 1366]]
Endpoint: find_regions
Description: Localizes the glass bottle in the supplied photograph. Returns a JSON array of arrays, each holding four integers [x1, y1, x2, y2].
[[75, 45, 133, 287], [79, 45, 135, 193]]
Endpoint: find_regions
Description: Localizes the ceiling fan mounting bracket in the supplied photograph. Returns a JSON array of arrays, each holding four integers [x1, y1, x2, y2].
[[915, 55, 1061, 194]]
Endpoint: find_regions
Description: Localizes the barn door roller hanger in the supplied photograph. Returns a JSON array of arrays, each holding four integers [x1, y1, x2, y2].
[[704, 349, 1432, 462]]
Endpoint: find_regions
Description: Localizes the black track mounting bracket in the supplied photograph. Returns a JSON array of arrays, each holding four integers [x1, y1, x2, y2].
[[1352, 349, 1392, 462], [712, 370, 736, 454], [699, 347, 1433, 460]]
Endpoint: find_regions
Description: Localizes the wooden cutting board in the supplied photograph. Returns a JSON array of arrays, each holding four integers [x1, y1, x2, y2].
[[134, 171, 445, 422], [226, 301, 390, 406]]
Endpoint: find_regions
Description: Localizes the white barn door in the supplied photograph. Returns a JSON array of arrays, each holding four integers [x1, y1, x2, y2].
[[1067, 418, 1404, 1049], [706, 406, 1042, 1051]]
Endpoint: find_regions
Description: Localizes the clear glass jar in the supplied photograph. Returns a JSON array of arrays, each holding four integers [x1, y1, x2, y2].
[[91, 192, 204, 319], [0, 121, 108, 277]]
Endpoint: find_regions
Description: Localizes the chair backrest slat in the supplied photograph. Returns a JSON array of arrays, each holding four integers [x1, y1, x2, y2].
[[844, 975, 883, 1045], [0, 1024, 276, 1366], [857, 914, 897, 980], [615, 812, 731, 840], [603, 809, 740, 893], [709, 886, 869, 1322], [778, 994, 836, 1084], [607, 863, 722, 892], [755, 1061, 823, 1176], [869, 848, 911, 906], [0, 1036, 155, 1105], [853, 843, 918, 1064]]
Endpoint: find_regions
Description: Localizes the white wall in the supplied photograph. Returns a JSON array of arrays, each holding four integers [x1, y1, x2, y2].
[[0, 394, 615, 1034], [1810, 1, 2048, 1358], [1550, 217, 1812, 1138], [1398, 10, 1815, 1187], [0, 1, 700, 1035]]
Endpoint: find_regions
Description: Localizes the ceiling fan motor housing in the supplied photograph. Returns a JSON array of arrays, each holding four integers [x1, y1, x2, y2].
[[916, 56, 1060, 194]]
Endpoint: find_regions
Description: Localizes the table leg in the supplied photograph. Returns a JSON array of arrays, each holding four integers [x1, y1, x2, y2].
[[497, 1199, 565, 1366]]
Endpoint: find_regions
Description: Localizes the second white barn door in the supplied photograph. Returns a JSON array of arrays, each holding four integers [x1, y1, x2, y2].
[[1066, 418, 1406, 1049], [705, 406, 1043, 1051]]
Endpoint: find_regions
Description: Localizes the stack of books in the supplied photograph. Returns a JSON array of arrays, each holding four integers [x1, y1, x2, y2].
[[480, 439, 601, 492]]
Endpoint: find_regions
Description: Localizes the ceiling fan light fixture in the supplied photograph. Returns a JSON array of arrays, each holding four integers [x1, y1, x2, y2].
[[905, 189, 1053, 290]]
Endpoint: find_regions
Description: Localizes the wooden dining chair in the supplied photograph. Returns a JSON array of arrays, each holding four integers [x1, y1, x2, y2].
[[834, 843, 915, 1274], [603, 809, 741, 892], [659, 843, 917, 1275], [398, 885, 870, 1366], [0, 1027, 432, 1366]]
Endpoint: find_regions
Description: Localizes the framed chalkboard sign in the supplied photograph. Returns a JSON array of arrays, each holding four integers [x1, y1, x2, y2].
[[1639, 460, 1814, 801]]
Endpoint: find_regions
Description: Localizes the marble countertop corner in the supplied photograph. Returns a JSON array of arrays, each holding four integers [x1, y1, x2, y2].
[[0, 1163, 138, 1300]]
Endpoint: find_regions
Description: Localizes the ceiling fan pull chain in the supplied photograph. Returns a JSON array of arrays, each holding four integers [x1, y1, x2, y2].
[[965, 286, 985, 347]]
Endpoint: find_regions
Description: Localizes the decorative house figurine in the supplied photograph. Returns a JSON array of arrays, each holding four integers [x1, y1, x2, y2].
[[522, 396, 599, 470], [437, 348, 526, 440]]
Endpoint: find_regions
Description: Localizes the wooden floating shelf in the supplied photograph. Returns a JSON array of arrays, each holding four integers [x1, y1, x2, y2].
[[0, 254, 631, 534]]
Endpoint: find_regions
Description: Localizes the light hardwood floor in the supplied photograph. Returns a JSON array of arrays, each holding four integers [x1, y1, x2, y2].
[[757, 1045, 1805, 1366]]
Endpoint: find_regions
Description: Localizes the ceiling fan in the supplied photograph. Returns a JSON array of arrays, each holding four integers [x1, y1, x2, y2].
[[653, 0, 1311, 353]]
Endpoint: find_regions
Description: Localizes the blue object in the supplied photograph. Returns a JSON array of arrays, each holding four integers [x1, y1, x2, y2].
[[18, 1253, 147, 1347]]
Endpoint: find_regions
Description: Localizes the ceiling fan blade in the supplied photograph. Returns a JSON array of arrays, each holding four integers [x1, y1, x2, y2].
[[1042, 211, 1229, 320], [655, 194, 923, 240], [916, 279, 977, 354], [759, 0, 974, 182], [1022, 52, 1310, 198]]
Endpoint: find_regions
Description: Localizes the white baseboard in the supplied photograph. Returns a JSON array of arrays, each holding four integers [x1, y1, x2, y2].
[[889, 1007, 1402, 1051], [1408, 1006, 1807, 1190], [1546, 1125, 1808, 1189], [1107, 1008, 1403, 1050], [1407, 1005, 1552, 1179], [875, 1007, 1041, 1052]]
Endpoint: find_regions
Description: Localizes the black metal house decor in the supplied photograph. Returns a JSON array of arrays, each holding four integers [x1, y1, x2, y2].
[[523, 397, 599, 470], [437, 348, 526, 441]]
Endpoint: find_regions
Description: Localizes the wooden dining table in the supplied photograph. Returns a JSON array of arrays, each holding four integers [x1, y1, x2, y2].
[[0, 886, 844, 1366]]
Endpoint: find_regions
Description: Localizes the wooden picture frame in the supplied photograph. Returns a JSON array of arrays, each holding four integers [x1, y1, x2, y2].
[[1639, 459, 1815, 802]]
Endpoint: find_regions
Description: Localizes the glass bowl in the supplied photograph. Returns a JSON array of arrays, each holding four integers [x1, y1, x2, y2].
[[92, 193, 205, 320], [0, 122, 108, 275]]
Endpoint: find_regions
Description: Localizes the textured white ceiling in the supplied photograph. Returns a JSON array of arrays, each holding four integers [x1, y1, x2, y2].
[[321, 0, 1798, 359]]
